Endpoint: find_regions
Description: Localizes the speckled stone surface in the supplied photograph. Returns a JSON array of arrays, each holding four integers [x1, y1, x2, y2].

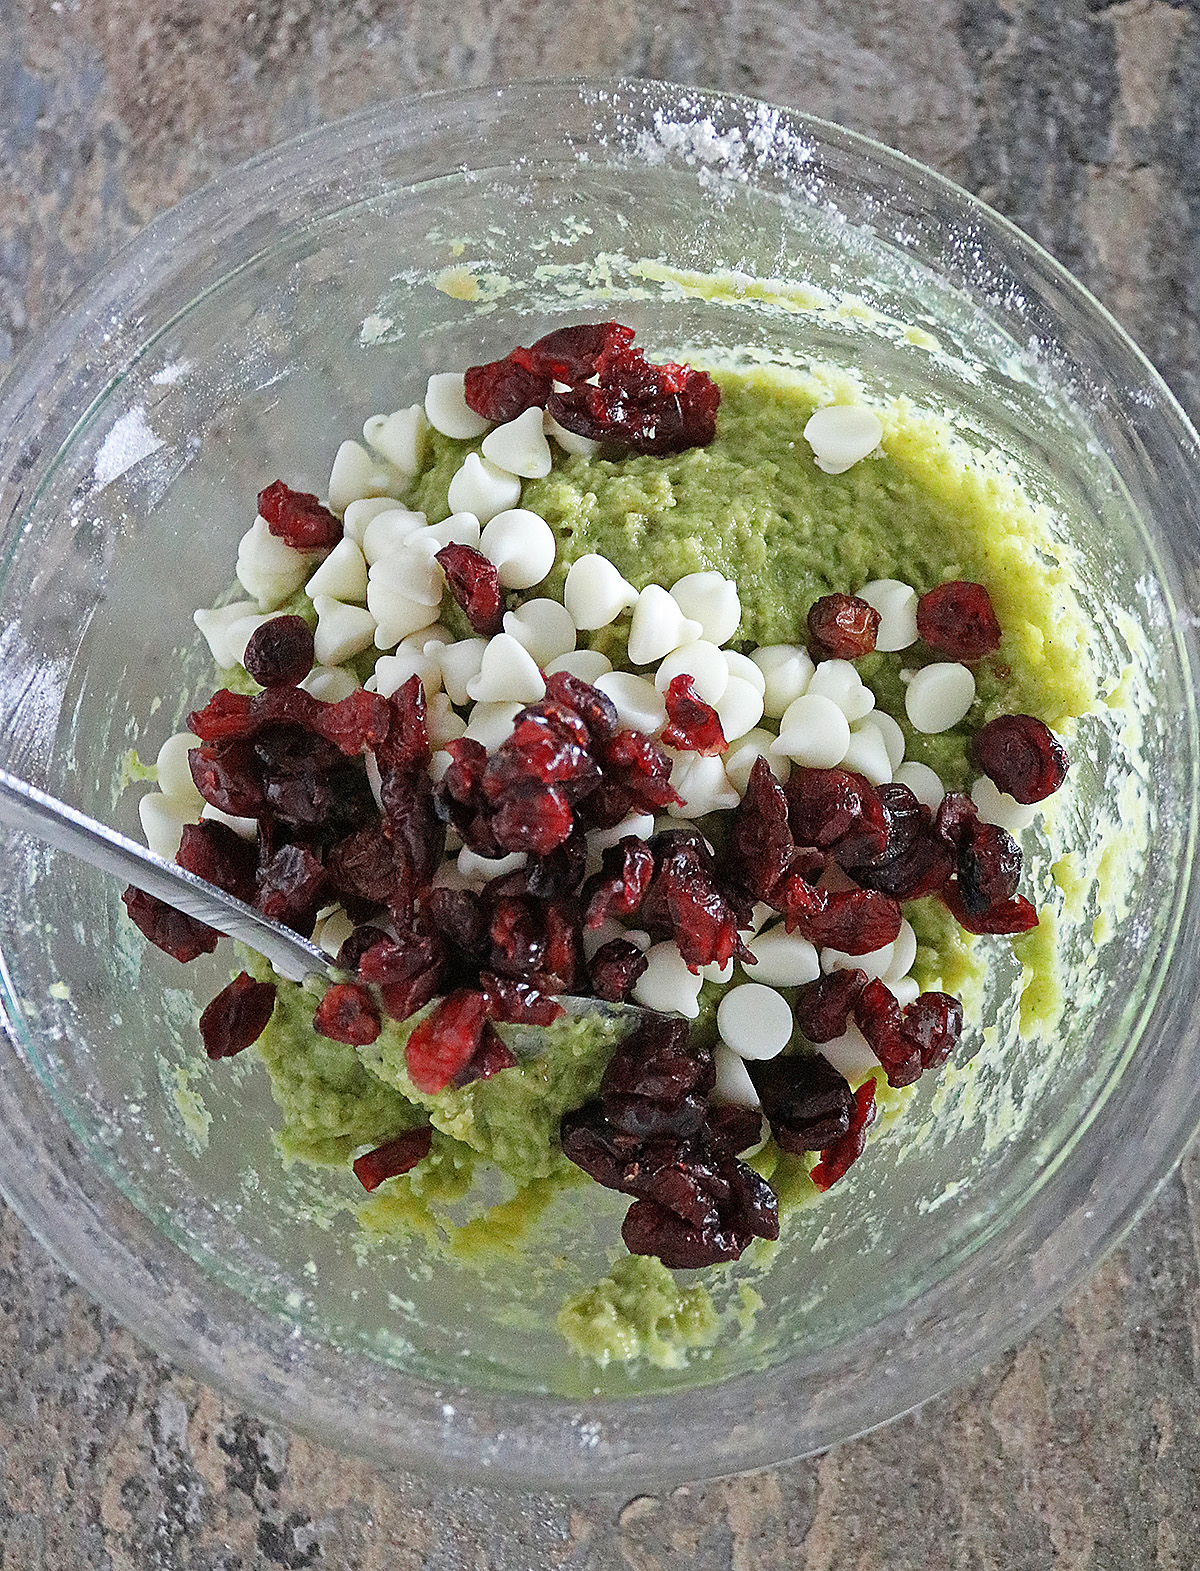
[[3, 1, 1200, 1564]]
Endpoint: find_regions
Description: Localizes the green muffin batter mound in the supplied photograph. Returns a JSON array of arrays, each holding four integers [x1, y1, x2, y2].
[[244, 359, 1096, 1369]]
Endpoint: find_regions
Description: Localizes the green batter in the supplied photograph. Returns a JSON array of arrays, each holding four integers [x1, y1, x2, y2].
[[244, 361, 1094, 1366]]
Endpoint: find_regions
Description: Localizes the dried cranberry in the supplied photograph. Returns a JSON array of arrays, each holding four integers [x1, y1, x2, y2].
[[854, 979, 963, 1087], [796, 888, 902, 954], [956, 821, 1022, 916], [316, 687, 394, 758], [588, 938, 649, 1001], [491, 783, 574, 856], [483, 717, 599, 801], [933, 791, 979, 851], [560, 1103, 645, 1192], [437, 543, 505, 636], [405, 989, 487, 1094], [660, 674, 726, 755], [640, 832, 745, 972], [548, 343, 721, 456], [187, 689, 255, 741], [487, 896, 547, 978], [972, 713, 1069, 803], [199, 971, 276, 1059], [541, 902, 584, 991], [707, 1103, 765, 1160], [423, 886, 488, 964], [582, 837, 655, 928], [786, 767, 890, 868], [525, 832, 589, 901], [463, 357, 550, 423], [357, 933, 444, 1022], [176, 820, 257, 904], [380, 769, 445, 894], [454, 1021, 518, 1086], [255, 725, 359, 829], [242, 615, 314, 689], [512, 321, 635, 383], [544, 671, 619, 744], [810, 1079, 877, 1191], [517, 697, 593, 750], [749, 1051, 854, 1152], [255, 844, 327, 936], [189, 740, 264, 817], [257, 480, 342, 550], [794, 969, 869, 1042], [312, 982, 381, 1046], [378, 676, 432, 775], [942, 885, 1039, 935], [325, 823, 397, 907], [721, 756, 795, 902], [352, 1126, 433, 1191], [601, 1016, 712, 1104], [121, 886, 219, 963], [480, 972, 564, 1026], [916, 580, 1001, 659], [807, 594, 880, 659], [381, 970, 443, 1022], [621, 1199, 748, 1269]]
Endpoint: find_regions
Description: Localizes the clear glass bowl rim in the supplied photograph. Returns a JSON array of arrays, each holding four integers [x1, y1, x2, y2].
[[2, 76, 1200, 1491]]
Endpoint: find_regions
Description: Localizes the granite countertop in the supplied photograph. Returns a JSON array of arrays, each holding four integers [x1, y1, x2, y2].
[[3, 2, 1199, 1565]]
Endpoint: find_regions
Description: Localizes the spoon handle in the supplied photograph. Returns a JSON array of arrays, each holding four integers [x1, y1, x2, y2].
[[0, 768, 334, 984]]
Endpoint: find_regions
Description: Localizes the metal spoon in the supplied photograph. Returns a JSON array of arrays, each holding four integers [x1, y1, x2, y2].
[[0, 768, 648, 1031], [0, 767, 333, 983]]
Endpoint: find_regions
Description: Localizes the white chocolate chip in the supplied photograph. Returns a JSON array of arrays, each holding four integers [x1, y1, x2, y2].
[[446, 453, 521, 524], [666, 751, 740, 818], [373, 645, 442, 699], [366, 582, 442, 648], [971, 773, 1037, 834], [840, 720, 893, 785], [305, 537, 368, 604], [328, 439, 399, 513], [717, 982, 794, 1060], [543, 408, 601, 457], [744, 924, 820, 987], [139, 792, 192, 861], [713, 676, 764, 743], [361, 507, 426, 566], [712, 1044, 762, 1109], [503, 599, 576, 667], [465, 633, 546, 705], [808, 659, 875, 722], [894, 760, 945, 812], [751, 644, 815, 719], [362, 404, 429, 477], [821, 940, 894, 983], [544, 648, 614, 682], [654, 640, 729, 706], [424, 372, 490, 440], [859, 709, 905, 769], [478, 508, 556, 589], [458, 847, 528, 886], [803, 405, 884, 474], [627, 585, 702, 666], [818, 1022, 880, 1078], [436, 638, 489, 706], [482, 406, 553, 479], [427, 691, 468, 746], [891, 975, 920, 1008], [299, 665, 361, 704], [858, 579, 919, 652], [586, 812, 656, 855], [236, 519, 313, 610], [885, 919, 918, 982], [368, 545, 444, 607], [632, 941, 704, 1018], [722, 729, 791, 794], [669, 571, 741, 646], [594, 671, 667, 735], [582, 917, 627, 962], [771, 693, 852, 768], [155, 732, 203, 811], [461, 700, 523, 752], [723, 649, 766, 696], [194, 600, 262, 667], [564, 554, 638, 631], [905, 662, 976, 733], [700, 956, 735, 984], [342, 496, 401, 548], [312, 595, 378, 666], [315, 906, 356, 959], [201, 803, 258, 839]]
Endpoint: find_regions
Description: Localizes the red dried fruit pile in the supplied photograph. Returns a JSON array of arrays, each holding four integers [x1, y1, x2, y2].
[[660, 674, 726, 755], [465, 322, 721, 455], [561, 1017, 778, 1268]]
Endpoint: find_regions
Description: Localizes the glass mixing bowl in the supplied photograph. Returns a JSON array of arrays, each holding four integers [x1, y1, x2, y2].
[[2, 78, 1200, 1490]]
